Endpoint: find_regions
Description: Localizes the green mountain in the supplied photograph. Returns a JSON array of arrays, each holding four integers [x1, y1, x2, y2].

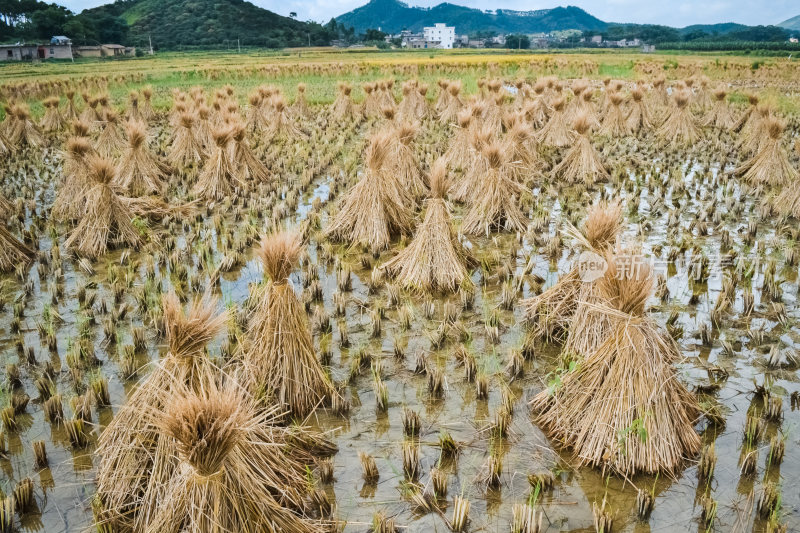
[[72, 0, 334, 49], [679, 23, 748, 35], [778, 14, 800, 32], [335, 0, 607, 34]]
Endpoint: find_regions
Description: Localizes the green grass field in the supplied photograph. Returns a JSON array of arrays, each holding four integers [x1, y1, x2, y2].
[[2, 47, 799, 117]]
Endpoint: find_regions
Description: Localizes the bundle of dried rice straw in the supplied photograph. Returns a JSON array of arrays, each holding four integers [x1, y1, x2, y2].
[[521, 201, 622, 344], [734, 117, 797, 187], [380, 159, 474, 292], [64, 156, 142, 258], [326, 130, 413, 252], [239, 231, 338, 418], [461, 141, 528, 236], [531, 250, 701, 475]]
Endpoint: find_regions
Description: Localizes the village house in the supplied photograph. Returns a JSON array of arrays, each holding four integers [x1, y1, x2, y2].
[[74, 44, 136, 58], [0, 36, 72, 61], [0, 43, 38, 61]]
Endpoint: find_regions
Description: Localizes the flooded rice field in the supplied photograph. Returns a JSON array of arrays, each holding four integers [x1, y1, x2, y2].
[[0, 70, 798, 532]]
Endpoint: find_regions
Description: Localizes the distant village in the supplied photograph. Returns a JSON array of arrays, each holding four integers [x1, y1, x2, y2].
[[0, 26, 657, 62], [0, 36, 138, 62], [376, 23, 657, 52]]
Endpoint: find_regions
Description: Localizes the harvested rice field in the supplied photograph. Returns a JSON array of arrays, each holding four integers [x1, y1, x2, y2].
[[0, 50, 799, 532]]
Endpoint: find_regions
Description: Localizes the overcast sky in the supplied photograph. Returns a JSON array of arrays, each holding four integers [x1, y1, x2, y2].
[[60, 0, 798, 28]]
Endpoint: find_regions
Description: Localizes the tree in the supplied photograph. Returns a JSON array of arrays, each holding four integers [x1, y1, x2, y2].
[[289, 12, 296, 19], [683, 29, 709, 41], [506, 33, 530, 49], [30, 5, 71, 37], [363, 28, 386, 42]]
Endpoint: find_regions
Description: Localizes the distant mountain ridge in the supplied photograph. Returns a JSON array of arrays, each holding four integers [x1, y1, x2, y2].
[[335, 0, 794, 40], [73, 0, 334, 49], [778, 14, 800, 32], [335, 0, 607, 34]]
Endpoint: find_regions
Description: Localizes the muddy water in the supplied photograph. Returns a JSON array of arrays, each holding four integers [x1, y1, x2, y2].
[[1, 109, 799, 533]]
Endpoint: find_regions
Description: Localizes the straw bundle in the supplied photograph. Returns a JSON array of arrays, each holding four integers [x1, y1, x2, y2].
[[0, 104, 16, 139], [40, 97, 65, 132], [265, 94, 305, 141], [732, 94, 759, 133], [95, 291, 228, 531], [694, 76, 711, 111], [565, 80, 589, 124], [734, 118, 797, 186], [0, 126, 11, 155], [737, 104, 770, 155], [462, 142, 528, 236], [772, 174, 800, 218], [398, 80, 427, 121], [562, 208, 625, 359], [0, 224, 34, 273], [526, 81, 550, 128], [377, 79, 396, 110], [115, 121, 168, 196], [9, 105, 44, 148], [656, 91, 700, 144], [521, 201, 621, 343], [599, 92, 630, 137], [127, 91, 141, 122], [190, 104, 211, 145], [538, 97, 573, 148], [245, 92, 268, 133], [435, 79, 451, 115], [503, 118, 544, 185], [168, 113, 205, 167], [241, 231, 337, 418], [531, 251, 701, 475], [231, 122, 271, 183], [140, 87, 155, 121], [449, 125, 493, 202], [64, 90, 77, 120], [381, 159, 474, 292], [138, 378, 329, 533], [626, 88, 653, 134], [65, 156, 142, 258], [79, 94, 99, 124], [389, 122, 427, 198], [652, 77, 669, 108], [95, 109, 125, 158], [53, 136, 95, 222], [482, 95, 503, 132], [441, 110, 472, 171], [193, 126, 242, 201], [326, 131, 413, 252], [439, 80, 463, 124], [292, 83, 310, 118], [362, 82, 382, 119], [702, 88, 734, 130], [331, 82, 355, 120], [552, 112, 609, 186]]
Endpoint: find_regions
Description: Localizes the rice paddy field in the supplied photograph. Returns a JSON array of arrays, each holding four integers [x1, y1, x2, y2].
[[0, 48, 799, 532]]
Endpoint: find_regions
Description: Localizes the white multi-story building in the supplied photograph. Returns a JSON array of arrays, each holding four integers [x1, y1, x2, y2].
[[423, 23, 455, 49]]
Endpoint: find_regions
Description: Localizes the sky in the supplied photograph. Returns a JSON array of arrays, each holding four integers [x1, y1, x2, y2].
[[59, 0, 798, 28]]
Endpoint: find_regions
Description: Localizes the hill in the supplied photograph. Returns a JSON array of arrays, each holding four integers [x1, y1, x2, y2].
[[679, 23, 748, 36], [72, 0, 334, 49], [778, 14, 800, 32], [335, 0, 607, 34]]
